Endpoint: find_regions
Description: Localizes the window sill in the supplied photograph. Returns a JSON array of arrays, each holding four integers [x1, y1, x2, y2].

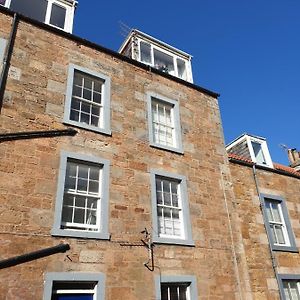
[[272, 245, 298, 253], [63, 120, 112, 136], [150, 143, 184, 155], [51, 228, 110, 240], [153, 236, 195, 247]]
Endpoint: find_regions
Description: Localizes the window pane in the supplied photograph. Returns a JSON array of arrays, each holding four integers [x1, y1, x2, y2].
[[251, 141, 266, 164], [274, 225, 285, 244], [177, 58, 187, 80], [49, 3, 66, 29], [61, 206, 73, 223], [10, 0, 47, 22], [71, 71, 103, 128], [140, 41, 152, 63], [272, 203, 281, 222], [153, 49, 175, 74]]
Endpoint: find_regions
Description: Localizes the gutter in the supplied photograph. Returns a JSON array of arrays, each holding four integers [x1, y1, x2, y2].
[[0, 13, 18, 113], [0, 6, 219, 99], [0, 244, 70, 269]]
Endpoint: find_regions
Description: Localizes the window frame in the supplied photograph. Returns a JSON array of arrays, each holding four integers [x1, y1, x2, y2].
[[147, 92, 183, 154], [52, 150, 110, 240], [261, 194, 297, 252], [64, 64, 111, 135], [278, 274, 300, 300], [154, 275, 198, 300], [2, 0, 75, 33], [246, 136, 273, 167], [138, 38, 192, 82], [150, 169, 194, 246], [43, 272, 105, 300]]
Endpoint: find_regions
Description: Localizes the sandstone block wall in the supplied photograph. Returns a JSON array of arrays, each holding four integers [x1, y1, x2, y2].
[[0, 12, 241, 299]]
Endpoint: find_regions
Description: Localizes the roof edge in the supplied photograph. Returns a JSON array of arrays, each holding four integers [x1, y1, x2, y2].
[[0, 7, 219, 99]]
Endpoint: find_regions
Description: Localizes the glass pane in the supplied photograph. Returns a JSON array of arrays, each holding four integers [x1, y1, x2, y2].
[[78, 165, 89, 179], [163, 192, 171, 206], [49, 3, 66, 29], [77, 179, 88, 193], [72, 86, 82, 98], [265, 200, 273, 221], [84, 77, 93, 90], [89, 165, 100, 181], [87, 198, 97, 209], [10, 0, 47, 22], [70, 110, 79, 122], [93, 92, 102, 104], [75, 196, 85, 208], [251, 141, 266, 164], [83, 89, 92, 101], [63, 194, 74, 206], [156, 178, 162, 191], [140, 41, 152, 63], [61, 206, 73, 223], [153, 48, 175, 74], [86, 209, 97, 225], [272, 203, 281, 222], [91, 116, 99, 127], [177, 58, 187, 80], [71, 98, 80, 110], [274, 225, 285, 244], [161, 285, 169, 300], [74, 72, 82, 86], [89, 181, 99, 194], [169, 285, 178, 299], [80, 112, 90, 124], [73, 208, 85, 224], [179, 285, 188, 300], [94, 81, 102, 93]]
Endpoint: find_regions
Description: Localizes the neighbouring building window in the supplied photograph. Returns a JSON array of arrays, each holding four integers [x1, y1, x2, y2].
[[52, 151, 110, 239], [155, 275, 198, 300], [43, 273, 105, 300], [147, 92, 183, 153], [251, 141, 266, 165], [278, 275, 300, 300], [150, 170, 193, 246], [4, 0, 75, 32], [64, 64, 111, 135], [161, 282, 190, 300], [261, 194, 297, 252]]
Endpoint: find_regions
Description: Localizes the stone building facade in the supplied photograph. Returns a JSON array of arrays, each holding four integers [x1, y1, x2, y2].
[[228, 135, 300, 300], [0, 5, 244, 300], [1, 2, 300, 300]]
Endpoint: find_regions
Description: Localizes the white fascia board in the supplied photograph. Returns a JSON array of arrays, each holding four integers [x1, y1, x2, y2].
[[119, 29, 192, 60]]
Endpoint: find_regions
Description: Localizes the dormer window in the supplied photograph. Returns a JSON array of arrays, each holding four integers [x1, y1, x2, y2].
[[119, 29, 193, 83], [0, 0, 76, 33], [226, 134, 273, 168]]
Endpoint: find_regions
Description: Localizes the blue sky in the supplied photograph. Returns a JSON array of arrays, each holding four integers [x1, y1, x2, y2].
[[74, 0, 300, 165]]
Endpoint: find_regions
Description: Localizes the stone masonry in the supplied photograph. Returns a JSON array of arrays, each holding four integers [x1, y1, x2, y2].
[[0, 10, 245, 300]]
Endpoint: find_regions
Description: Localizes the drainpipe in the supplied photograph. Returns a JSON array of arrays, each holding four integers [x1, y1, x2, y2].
[[252, 165, 282, 299], [0, 128, 77, 142], [0, 13, 19, 113], [0, 243, 70, 269]]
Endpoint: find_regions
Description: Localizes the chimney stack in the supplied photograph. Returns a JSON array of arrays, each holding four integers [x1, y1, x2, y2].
[[288, 148, 300, 171]]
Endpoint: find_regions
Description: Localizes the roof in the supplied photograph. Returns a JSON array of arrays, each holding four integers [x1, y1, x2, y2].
[[226, 133, 266, 149], [118, 29, 192, 59], [228, 153, 300, 179]]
